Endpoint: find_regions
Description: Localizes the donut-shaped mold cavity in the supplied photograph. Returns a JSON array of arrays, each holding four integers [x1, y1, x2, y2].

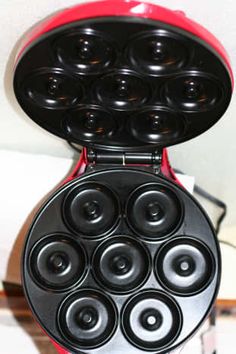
[[94, 72, 150, 110], [126, 183, 183, 240], [121, 290, 182, 351], [23, 69, 83, 109], [64, 106, 116, 142], [92, 235, 151, 294], [58, 289, 118, 349], [163, 73, 223, 112], [29, 234, 87, 291], [54, 30, 116, 74], [129, 107, 185, 144], [63, 182, 120, 238], [155, 237, 215, 296], [126, 30, 189, 76]]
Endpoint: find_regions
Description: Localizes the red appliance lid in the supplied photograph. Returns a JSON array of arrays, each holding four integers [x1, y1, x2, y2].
[[13, 1, 233, 152]]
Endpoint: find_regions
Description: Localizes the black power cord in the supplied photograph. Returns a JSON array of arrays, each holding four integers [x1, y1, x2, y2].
[[194, 185, 236, 250], [193, 183, 227, 236], [174, 169, 229, 240]]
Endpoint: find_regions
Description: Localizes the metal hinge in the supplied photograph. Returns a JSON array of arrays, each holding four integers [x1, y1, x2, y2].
[[87, 149, 162, 174]]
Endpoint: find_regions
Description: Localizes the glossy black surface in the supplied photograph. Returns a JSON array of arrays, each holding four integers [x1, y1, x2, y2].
[[155, 237, 215, 296], [58, 289, 118, 349], [121, 290, 182, 351], [30, 234, 87, 291], [23, 168, 220, 354], [92, 236, 151, 294], [14, 17, 232, 151], [126, 183, 183, 240], [63, 182, 120, 238]]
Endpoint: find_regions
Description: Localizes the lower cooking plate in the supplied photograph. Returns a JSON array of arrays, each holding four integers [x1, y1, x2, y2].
[[23, 168, 220, 354]]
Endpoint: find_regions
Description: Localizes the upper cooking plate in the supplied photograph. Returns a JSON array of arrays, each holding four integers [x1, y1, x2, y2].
[[13, 1, 233, 152]]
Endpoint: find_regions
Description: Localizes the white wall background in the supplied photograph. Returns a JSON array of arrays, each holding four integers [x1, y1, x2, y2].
[[0, 0, 236, 236]]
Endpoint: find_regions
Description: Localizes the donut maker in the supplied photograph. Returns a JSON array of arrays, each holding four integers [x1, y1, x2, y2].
[[13, 1, 233, 353]]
